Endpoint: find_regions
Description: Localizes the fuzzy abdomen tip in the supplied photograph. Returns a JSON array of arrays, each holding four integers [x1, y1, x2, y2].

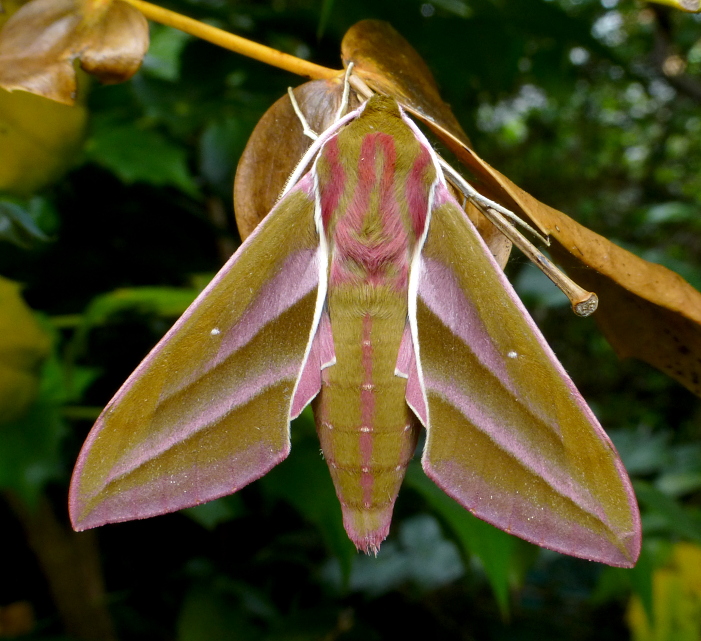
[[343, 505, 393, 555]]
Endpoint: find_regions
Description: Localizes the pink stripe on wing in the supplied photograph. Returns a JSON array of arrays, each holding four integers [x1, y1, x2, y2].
[[103, 362, 300, 487], [423, 374, 607, 523], [419, 256, 511, 386]]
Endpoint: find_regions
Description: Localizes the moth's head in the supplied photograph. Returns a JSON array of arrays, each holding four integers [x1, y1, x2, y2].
[[362, 94, 403, 119]]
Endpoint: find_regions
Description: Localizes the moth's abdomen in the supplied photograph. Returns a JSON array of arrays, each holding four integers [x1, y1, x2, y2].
[[313, 287, 419, 554]]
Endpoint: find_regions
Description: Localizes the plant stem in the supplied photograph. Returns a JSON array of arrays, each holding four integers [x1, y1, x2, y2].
[[123, 0, 342, 79], [5, 493, 116, 641]]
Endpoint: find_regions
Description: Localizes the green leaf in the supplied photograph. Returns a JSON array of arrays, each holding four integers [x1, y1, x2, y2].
[[405, 462, 529, 616], [260, 408, 356, 581], [86, 120, 199, 196], [72, 285, 202, 356], [177, 584, 261, 641], [199, 117, 246, 195], [142, 24, 192, 82], [643, 202, 700, 226], [0, 276, 51, 423], [634, 481, 701, 544], [0, 353, 69, 505], [594, 542, 655, 623], [629, 544, 655, 624], [316, 0, 335, 39], [81, 286, 201, 327], [609, 428, 671, 477], [0, 198, 52, 248], [326, 514, 464, 597], [182, 495, 246, 530], [432, 0, 473, 18]]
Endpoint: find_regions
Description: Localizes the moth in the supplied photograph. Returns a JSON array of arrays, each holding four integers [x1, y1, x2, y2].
[[69, 94, 641, 567]]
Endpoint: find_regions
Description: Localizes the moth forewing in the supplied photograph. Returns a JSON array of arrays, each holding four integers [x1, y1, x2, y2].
[[69, 167, 323, 531]]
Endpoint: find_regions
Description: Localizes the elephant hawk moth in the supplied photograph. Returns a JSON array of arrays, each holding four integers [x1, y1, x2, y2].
[[69, 94, 640, 568]]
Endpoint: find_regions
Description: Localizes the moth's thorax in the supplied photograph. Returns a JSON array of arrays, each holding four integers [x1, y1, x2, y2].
[[316, 106, 436, 292]]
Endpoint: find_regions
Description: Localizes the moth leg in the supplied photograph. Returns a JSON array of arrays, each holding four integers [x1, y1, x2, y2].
[[440, 159, 547, 244], [288, 87, 319, 141]]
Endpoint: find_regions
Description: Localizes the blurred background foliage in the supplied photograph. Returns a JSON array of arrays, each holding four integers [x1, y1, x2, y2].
[[1, 0, 701, 639]]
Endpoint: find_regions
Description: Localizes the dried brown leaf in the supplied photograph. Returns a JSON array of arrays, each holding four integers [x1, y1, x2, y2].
[[0, 0, 148, 105], [234, 78, 356, 241], [341, 19, 470, 149]]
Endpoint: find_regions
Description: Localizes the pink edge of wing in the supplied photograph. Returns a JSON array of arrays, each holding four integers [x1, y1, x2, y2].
[[290, 309, 335, 418], [71, 439, 291, 531], [69, 175, 321, 530], [423, 457, 639, 567], [395, 321, 427, 426], [415, 182, 640, 567]]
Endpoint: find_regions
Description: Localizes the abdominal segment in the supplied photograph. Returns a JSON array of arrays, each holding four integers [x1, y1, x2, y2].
[[313, 286, 419, 554]]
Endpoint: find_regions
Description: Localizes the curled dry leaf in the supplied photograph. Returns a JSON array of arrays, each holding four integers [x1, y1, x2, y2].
[[341, 18, 701, 397], [341, 19, 470, 148], [234, 78, 359, 241], [0, 0, 149, 105]]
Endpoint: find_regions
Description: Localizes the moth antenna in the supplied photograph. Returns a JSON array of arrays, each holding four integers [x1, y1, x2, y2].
[[348, 73, 374, 101], [287, 87, 318, 141], [279, 84, 366, 202], [438, 158, 598, 317], [277, 87, 320, 198], [334, 62, 354, 121]]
